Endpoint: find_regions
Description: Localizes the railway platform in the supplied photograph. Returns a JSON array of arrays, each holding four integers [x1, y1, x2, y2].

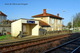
[[0, 33, 73, 46]]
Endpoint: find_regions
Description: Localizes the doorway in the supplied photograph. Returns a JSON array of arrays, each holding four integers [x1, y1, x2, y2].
[[22, 23, 36, 37]]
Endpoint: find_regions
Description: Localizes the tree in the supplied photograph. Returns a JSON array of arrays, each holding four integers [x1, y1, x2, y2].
[[67, 22, 72, 29], [73, 13, 80, 27], [1, 20, 12, 25], [1, 20, 7, 25]]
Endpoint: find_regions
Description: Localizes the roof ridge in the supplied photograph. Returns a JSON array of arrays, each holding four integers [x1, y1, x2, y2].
[[0, 11, 7, 16], [32, 13, 63, 19]]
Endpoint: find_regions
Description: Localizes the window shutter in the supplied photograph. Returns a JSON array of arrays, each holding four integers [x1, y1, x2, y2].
[[58, 20, 60, 24]]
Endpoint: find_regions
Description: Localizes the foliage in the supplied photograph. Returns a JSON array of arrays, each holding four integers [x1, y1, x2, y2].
[[0, 35, 11, 40], [67, 22, 72, 29], [1, 20, 12, 25], [1, 20, 7, 25], [73, 13, 80, 27]]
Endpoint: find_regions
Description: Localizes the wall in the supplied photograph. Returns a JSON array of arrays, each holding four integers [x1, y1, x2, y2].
[[11, 20, 22, 37], [56, 19, 62, 30], [47, 17, 62, 31], [34, 17, 48, 23], [32, 21, 39, 36], [34, 17, 50, 31], [0, 26, 11, 32], [48, 17, 55, 31]]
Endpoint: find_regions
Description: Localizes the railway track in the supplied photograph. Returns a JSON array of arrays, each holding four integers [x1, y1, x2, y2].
[[0, 33, 71, 46], [0, 33, 80, 53], [43, 37, 80, 53]]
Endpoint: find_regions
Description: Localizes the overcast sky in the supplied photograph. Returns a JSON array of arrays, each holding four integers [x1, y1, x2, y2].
[[0, 0, 80, 26]]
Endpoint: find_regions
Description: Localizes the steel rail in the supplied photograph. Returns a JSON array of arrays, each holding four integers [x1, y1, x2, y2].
[[71, 46, 80, 53], [43, 37, 80, 53]]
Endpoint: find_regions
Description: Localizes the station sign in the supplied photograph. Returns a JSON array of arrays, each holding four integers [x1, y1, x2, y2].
[[27, 21, 35, 24]]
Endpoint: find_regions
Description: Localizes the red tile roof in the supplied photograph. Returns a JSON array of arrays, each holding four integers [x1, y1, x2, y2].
[[32, 9, 63, 19], [32, 13, 63, 19], [0, 11, 7, 16], [39, 20, 50, 27], [62, 25, 65, 27]]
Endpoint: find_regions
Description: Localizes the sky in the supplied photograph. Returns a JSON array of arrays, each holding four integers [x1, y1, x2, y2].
[[0, 0, 80, 26]]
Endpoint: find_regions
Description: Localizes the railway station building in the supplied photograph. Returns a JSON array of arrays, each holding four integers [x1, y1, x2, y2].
[[32, 9, 64, 31]]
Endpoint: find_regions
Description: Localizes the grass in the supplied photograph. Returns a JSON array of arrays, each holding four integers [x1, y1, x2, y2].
[[72, 29, 80, 33], [0, 35, 11, 40]]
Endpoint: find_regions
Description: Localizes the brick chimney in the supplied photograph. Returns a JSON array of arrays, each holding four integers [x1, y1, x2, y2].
[[57, 13, 59, 17], [43, 9, 46, 15], [0, 11, 1, 14]]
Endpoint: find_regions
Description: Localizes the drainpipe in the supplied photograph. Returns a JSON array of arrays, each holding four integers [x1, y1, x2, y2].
[[21, 31, 23, 38]]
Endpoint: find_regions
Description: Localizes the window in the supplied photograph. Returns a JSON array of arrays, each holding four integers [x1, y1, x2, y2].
[[58, 20, 60, 24], [58, 27, 59, 31], [51, 18, 54, 24], [45, 27, 47, 30], [2, 16, 4, 19]]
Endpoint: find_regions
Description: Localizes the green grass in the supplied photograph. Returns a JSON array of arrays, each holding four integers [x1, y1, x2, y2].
[[0, 35, 11, 40]]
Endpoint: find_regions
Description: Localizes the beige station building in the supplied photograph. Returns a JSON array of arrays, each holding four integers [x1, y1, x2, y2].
[[32, 9, 64, 31]]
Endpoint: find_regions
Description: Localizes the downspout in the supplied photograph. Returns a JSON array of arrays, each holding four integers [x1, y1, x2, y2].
[[55, 19, 56, 30], [48, 17, 50, 31]]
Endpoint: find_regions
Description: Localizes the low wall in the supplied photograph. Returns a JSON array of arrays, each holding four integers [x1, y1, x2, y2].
[[0, 25, 11, 35], [39, 30, 72, 36]]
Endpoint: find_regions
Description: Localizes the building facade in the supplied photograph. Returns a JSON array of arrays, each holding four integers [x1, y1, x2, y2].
[[11, 19, 39, 37], [0, 11, 7, 23], [32, 9, 64, 31]]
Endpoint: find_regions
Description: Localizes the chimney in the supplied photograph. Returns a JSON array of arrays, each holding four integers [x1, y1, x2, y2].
[[57, 13, 59, 17], [0, 11, 1, 14], [43, 9, 46, 15]]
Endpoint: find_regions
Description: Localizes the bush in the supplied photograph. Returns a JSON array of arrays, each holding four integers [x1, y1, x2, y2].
[[0, 33, 2, 36]]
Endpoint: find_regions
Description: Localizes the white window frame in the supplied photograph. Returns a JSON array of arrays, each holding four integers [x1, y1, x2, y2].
[[51, 18, 54, 24], [52, 27, 53, 31], [48, 17, 50, 24], [58, 27, 59, 31]]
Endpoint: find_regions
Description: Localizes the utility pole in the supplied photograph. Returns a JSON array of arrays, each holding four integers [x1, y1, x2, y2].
[[62, 10, 65, 18], [62, 10, 65, 30], [72, 17, 73, 28]]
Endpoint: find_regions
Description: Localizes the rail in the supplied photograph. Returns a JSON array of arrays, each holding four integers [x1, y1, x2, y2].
[[43, 37, 80, 53]]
